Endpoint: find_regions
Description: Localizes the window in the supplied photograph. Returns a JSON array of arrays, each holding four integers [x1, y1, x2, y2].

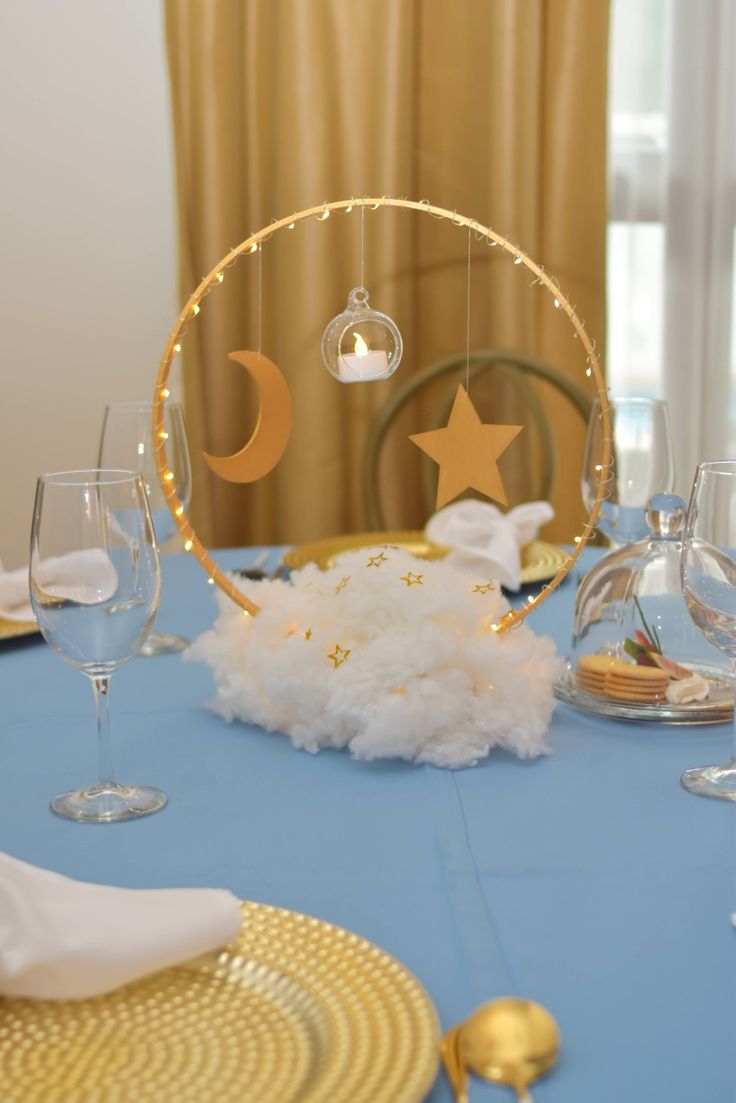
[[607, 0, 736, 488], [607, 0, 668, 397]]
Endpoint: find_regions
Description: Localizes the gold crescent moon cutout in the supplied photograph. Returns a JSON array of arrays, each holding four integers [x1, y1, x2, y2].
[[203, 350, 293, 483]]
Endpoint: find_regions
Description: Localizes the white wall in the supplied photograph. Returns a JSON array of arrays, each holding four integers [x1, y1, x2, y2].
[[0, 1, 178, 567]]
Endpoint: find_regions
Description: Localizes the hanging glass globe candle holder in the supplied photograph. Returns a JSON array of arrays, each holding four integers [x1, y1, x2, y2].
[[322, 287, 402, 383]]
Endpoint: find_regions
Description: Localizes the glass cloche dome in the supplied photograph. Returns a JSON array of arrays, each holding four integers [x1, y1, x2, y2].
[[559, 493, 732, 719]]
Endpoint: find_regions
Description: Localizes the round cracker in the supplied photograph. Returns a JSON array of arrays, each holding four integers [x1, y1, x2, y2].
[[607, 669, 667, 681], [577, 655, 620, 674], [605, 688, 665, 702], [607, 664, 668, 683]]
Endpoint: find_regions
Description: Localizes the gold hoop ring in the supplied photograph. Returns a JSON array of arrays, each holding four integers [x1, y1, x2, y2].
[[153, 197, 611, 630]]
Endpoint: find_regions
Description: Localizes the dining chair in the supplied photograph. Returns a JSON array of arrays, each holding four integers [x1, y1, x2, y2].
[[362, 348, 594, 530]]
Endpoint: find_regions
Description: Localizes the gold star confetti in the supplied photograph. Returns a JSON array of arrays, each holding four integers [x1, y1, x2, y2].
[[304, 628, 313, 640], [472, 583, 496, 594], [327, 643, 351, 668], [400, 571, 424, 587], [409, 384, 523, 508], [367, 551, 388, 567], [334, 575, 351, 594]]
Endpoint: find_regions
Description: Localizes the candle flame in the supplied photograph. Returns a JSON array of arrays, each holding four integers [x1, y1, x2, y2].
[[354, 332, 369, 356]]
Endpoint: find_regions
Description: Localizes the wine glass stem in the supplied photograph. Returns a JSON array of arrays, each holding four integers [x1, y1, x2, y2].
[[89, 674, 116, 789], [731, 661, 736, 764]]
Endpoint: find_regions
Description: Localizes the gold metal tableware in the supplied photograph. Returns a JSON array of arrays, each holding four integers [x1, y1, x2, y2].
[[441, 1023, 471, 1102], [442, 997, 560, 1102], [0, 901, 439, 1103], [282, 530, 566, 586], [0, 615, 38, 641]]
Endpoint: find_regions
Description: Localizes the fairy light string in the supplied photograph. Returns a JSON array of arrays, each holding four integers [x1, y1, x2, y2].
[[465, 226, 472, 394], [360, 200, 365, 290], [152, 197, 612, 630], [257, 243, 263, 357]]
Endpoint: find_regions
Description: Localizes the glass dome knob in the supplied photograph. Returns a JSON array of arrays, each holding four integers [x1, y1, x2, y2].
[[645, 493, 687, 540]]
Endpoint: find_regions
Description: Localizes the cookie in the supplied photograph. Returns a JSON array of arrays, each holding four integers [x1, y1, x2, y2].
[[576, 676, 607, 696], [606, 665, 668, 684], [576, 669, 606, 687], [576, 655, 618, 695], [576, 655, 668, 704], [605, 686, 665, 703], [577, 655, 620, 675], [576, 666, 606, 679], [607, 674, 667, 690]]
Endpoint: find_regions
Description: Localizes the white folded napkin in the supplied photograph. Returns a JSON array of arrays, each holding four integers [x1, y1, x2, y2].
[[0, 852, 243, 1000], [425, 499, 555, 591], [0, 549, 119, 623]]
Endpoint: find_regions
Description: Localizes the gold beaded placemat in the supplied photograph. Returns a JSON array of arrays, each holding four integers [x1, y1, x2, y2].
[[283, 530, 565, 586], [0, 615, 38, 642], [0, 901, 440, 1103]]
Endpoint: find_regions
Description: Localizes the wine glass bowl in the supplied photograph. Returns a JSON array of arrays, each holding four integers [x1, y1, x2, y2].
[[680, 460, 736, 799], [582, 396, 675, 546], [99, 401, 192, 655], [30, 470, 166, 822]]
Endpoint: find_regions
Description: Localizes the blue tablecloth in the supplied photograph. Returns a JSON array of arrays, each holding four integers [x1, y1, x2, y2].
[[1, 547, 734, 1102]]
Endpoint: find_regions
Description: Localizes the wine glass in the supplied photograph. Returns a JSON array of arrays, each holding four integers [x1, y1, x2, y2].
[[30, 470, 166, 822], [98, 401, 192, 655], [680, 460, 736, 800], [582, 396, 675, 546]]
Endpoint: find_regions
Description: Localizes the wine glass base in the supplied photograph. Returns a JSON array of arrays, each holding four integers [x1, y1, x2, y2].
[[51, 784, 167, 823], [140, 633, 189, 656], [680, 763, 736, 801]]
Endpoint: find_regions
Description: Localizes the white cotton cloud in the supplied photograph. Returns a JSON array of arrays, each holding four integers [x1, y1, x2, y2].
[[186, 548, 562, 769]]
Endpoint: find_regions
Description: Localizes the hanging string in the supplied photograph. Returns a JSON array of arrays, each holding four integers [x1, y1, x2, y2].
[[465, 227, 471, 393], [257, 243, 262, 356], [360, 201, 365, 289]]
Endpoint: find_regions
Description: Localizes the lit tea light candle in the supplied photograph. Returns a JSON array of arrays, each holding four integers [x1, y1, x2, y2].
[[338, 332, 390, 382]]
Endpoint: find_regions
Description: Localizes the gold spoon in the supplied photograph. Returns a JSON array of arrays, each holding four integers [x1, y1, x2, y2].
[[440, 1022, 470, 1103], [441, 997, 560, 1102]]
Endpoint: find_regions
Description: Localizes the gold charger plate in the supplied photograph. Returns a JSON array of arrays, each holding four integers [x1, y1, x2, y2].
[[0, 615, 38, 641], [0, 901, 439, 1103], [283, 529, 566, 586]]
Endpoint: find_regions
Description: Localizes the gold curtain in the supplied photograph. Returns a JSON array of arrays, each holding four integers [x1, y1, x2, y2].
[[165, 0, 608, 546]]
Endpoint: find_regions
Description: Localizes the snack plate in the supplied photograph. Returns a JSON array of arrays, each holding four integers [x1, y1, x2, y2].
[[283, 530, 566, 586], [554, 661, 733, 725], [0, 901, 440, 1103]]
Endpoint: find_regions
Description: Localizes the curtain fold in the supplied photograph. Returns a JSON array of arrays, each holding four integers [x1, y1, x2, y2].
[[165, 0, 609, 546]]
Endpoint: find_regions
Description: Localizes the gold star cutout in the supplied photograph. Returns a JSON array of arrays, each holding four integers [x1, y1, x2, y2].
[[400, 571, 424, 587], [409, 384, 523, 508], [304, 628, 313, 640], [334, 575, 351, 594], [367, 551, 388, 567], [327, 643, 351, 668], [472, 583, 496, 594]]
